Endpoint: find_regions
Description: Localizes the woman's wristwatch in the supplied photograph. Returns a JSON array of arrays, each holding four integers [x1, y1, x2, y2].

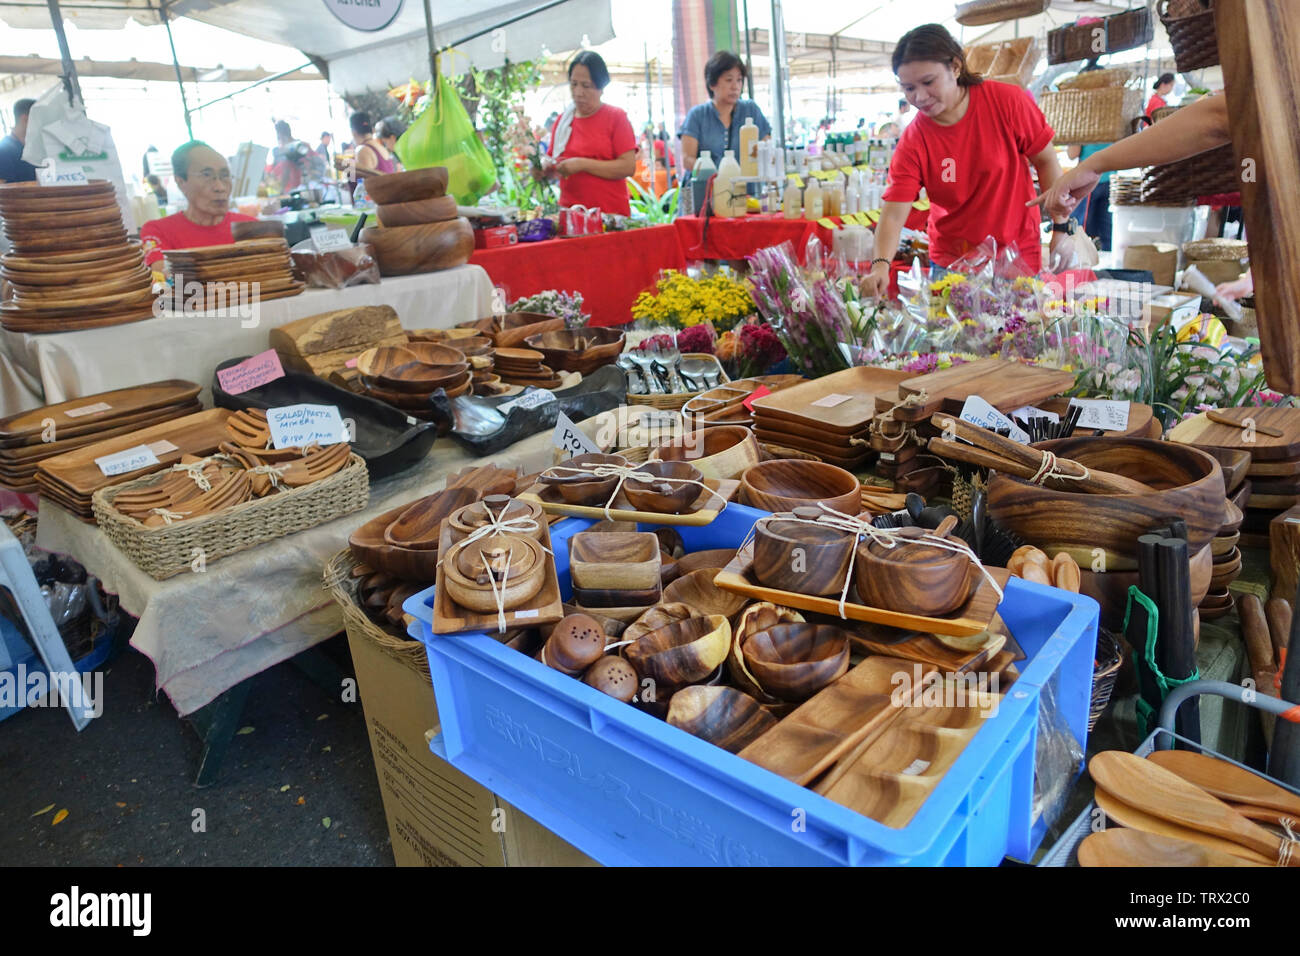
[[1050, 218, 1078, 235]]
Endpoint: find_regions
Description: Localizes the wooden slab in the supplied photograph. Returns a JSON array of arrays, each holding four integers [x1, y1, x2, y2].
[[518, 478, 739, 527], [0, 402, 203, 459], [1168, 407, 1300, 462], [1248, 456, 1300, 477], [750, 366, 910, 433], [432, 520, 564, 635], [892, 359, 1075, 422], [0, 381, 201, 441], [713, 537, 1006, 638], [739, 655, 925, 785]]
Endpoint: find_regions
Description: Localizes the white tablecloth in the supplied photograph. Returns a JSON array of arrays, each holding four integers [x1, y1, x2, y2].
[[35, 427, 562, 716], [0, 265, 494, 415]]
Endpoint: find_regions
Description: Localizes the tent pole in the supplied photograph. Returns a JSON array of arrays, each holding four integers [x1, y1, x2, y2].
[[159, 1, 194, 139], [423, 0, 438, 79], [44, 0, 82, 105], [742, 0, 754, 100], [769, 0, 787, 150]]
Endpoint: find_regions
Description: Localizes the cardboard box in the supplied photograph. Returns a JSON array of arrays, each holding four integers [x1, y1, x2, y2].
[[1123, 242, 1179, 287], [474, 225, 518, 250], [1186, 258, 1245, 286], [345, 620, 597, 867]]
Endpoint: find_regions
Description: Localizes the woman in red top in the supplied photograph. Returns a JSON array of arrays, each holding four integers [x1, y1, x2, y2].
[[1147, 73, 1175, 118], [542, 51, 636, 216], [866, 24, 1072, 295]]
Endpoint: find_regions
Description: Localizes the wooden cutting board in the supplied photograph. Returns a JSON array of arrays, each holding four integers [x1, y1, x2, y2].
[[890, 359, 1075, 422], [750, 366, 911, 433], [270, 305, 405, 377], [1168, 406, 1300, 462], [164, 238, 288, 260], [0, 381, 201, 441]]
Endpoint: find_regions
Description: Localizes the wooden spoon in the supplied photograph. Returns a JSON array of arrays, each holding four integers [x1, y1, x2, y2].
[[1078, 828, 1264, 867], [1090, 751, 1299, 865], [1093, 787, 1273, 864], [1147, 750, 1300, 816]]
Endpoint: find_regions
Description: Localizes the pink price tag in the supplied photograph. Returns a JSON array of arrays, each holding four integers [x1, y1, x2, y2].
[[742, 385, 772, 412], [216, 349, 286, 396], [345, 357, 358, 369]]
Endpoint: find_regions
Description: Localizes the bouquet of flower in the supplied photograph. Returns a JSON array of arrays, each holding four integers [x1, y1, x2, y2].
[[509, 290, 587, 327], [747, 243, 853, 379], [714, 320, 788, 379], [631, 269, 755, 333]]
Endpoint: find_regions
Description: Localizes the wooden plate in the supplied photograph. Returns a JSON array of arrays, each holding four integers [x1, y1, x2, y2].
[[1168, 406, 1300, 462], [3, 286, 156, 314], [0, 403, 204, 461], [165, 238, 288, 260], [0, 194, 120, 215], [518, 477, 740, 527], [751, 366, 911, 434], [0, 179, 115, 198], [8, 231, 129, 253], [1, 242, 141, 268], [7, 269, 153, 298], [1, 308, 158, 334], [2, 206, 124, 229]]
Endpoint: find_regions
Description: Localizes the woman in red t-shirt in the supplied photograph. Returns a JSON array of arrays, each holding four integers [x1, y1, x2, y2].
[[542, 51, 636, 216], [1147, 73, 1175, 118], [866, 24, 1072, 294]]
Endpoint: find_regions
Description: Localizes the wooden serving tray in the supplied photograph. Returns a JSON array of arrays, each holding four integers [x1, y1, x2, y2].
[[1168, 406, 1300, 462], [682, 375, 807, 429], [751, 366, 910, 433], [432, 519, 564, 635], [0, 381, 201, 442], [0, 402, 203, 460], [844, 623, 1007, 674], [518, 477, 740, 527], [713, 537, 1007, 637], [887, 359, 1075, 422]]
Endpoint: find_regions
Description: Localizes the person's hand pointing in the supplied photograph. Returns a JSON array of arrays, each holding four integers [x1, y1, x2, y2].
[[1027, 164, 1100, 222]]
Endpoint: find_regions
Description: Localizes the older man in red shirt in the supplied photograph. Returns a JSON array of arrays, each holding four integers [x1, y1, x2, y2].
[[140, 141, 254, 272]]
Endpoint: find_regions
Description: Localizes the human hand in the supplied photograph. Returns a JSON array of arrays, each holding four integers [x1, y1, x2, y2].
[[1047, 229, 1077, 273], [555, 157, 587, 177], [1214, 272, 1254, 302], [862, 260, 892, 300], [1028, 166, 1100, 221]]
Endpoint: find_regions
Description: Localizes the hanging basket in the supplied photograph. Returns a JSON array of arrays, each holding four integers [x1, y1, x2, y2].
[[955, 0, 1049, 27], [1042, 86, 1144, 144], [1048, 8, 1155, 64], [1056, 68, 1134, 91], [1159, 0, 1220, 72], [1140, 144, 1239, 204], [964, 36, 1039, 89]]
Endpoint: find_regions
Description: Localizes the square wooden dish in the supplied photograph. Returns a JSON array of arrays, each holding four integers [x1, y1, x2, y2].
[[750, 366, 910, 434], [713, 536, 1007, 637], [432, 518, 565, 635], [517, 477, 740, 527]]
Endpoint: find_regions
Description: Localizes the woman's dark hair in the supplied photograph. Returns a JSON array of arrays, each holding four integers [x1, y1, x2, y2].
[[568, 51, 611, 90], [892, 24, 983, 87], [349, 111, 373, 137], [705, 51, 747, 99], [376, 115, 406, 141], [1155, 72, 1175, 90]]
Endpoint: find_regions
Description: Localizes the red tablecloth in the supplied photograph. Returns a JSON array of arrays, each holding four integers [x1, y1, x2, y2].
[[674, 207, 933, 264], [469, 224, 686, 327]]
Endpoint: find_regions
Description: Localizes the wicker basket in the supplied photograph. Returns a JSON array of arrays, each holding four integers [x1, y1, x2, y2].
[[965, 36, 1039, 88], [1159, 0, 1219, 72], [626, 352, 729, 411], [93, 453, 370, 580], [1056, 68, 1133, 92], [1150, 105, 1180, 123], [1182, 237, 1248, 261], [1140, 144, 1238, 204], [1090, 628, 1123, 732], [955, 0, 1048, 27], [324, 548, 431, 680], [1048, 8, 1154, 63], [1042, 86, 1143, 144]]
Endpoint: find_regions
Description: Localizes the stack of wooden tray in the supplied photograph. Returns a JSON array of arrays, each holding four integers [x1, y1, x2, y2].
[[493, 347, 562, 389], [749, 367, 910, 471], [162, 237, 304, 306], [35, 407, 232, 521], [0, 381, 203, 493], [0, 180, 156, 333]]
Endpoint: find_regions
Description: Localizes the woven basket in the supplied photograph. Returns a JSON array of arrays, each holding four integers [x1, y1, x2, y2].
[[955, 0, 1048, 27], [626, 352, 729, 410], [1150, 105, 1180, 123], [1056, 68, 1133, 92], [1042, 86, 1143, 144], [93, 453, 370, 580], [1140, 144, 1238, 204], [1106, 6, 1155, 53], [324, 548, 431, 680], [1182, 238, 1248, 261], [1048, 8, 1153, 63], [1089, 628, 1123, 732], [965, 36, 1039, 88], [1159, 0, 1219, 72]]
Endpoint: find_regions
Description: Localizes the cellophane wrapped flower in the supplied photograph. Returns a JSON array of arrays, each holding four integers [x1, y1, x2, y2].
[[675, 322, 716, 354], [509, 290, 587, 326], [747, 242, 851, 379]]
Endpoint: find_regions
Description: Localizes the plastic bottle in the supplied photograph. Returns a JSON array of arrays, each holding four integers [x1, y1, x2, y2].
[[739, 117, 758, 177], [692, 151, 716, 218], [845, 175, 860, 216], [713, 149, 742, 217], [783, 178, 802, 219], [803, 177, 823, 221]]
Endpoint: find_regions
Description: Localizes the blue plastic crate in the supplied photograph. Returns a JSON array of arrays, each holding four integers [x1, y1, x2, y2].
[[406, 503, 1099, 866]]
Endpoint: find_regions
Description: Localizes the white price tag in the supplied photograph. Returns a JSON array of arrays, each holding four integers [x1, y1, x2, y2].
[[36, 162, 89, 186], [553, 412, 599, 457], [1009, 405, 1059, 425], [64, 402, 113, 419], [811, 393, 852, 409], [513, 609, 540, 619], [959, 395, 1029, 445], [498, 389, 555, 415], [95, 444, 160, 477], [1069, 399, 1130, 432], [266, 403, 348, 449], [311, 228, 352, 252]]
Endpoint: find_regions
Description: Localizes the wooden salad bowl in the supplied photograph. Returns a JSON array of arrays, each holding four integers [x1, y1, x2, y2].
[[358, 218, 473, 277], [652, 425, 760, 482], [523, 328, 625, 374], [361, 166, 449, 205], [739, 459, 861, 516], [752, 508, 855, 596]]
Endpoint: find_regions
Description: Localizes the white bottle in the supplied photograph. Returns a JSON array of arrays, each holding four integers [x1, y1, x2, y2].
[[713, 149, 742, 217], [845, 176, 860, 216], [783, 179, 802, 219], [739, 117, 758, 177], [803, 177, 823, 221]]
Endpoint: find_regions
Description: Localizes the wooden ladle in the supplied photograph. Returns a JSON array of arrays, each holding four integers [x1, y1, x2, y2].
[[1093, 787, 1273, 864], [1078, 828, 1264, 867], [1147, 750, 1300, 817]]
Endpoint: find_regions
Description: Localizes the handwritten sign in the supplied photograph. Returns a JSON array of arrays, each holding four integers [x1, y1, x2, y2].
[[311, 228, 352, 253], [95, 444, 160, 477], [37, 162, 89, 187], [498, 389, 555, 415], [553, 412, 599, 457], [266, 404, 348, 449], [64, 402, 113, 419], [1069, 398, 1130, 432], [217, 350, 285, 396], [960, 395, 1029, 444]]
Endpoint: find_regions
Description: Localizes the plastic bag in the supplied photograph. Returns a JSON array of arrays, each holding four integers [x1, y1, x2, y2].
[[396, 73, 497, 206], [289, 240, 380, 290], [1033, 672, 1085, 833]]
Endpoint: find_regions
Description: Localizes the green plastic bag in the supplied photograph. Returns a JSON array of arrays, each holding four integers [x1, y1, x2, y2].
[[396, 73, 497, 205]]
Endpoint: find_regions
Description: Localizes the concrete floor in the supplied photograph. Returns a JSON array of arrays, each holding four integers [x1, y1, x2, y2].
[[0, 634, 393, 866]]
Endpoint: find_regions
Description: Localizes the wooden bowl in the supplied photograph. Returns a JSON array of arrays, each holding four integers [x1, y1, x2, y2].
[[1078, 543, 1213, 631], [752, 509, 855, 596], [442, 532, 547, 612], [667, 686, 776, 754], [625, 614, 731, 690], [447, 495, 545, 542], [231, 220, 286, 241], [540, 452, 627, 505], [988, 437, 1226, 559], [373, 360, 470, 394], [358, 218, 473, 277], [356, 345, 419, 378], [623, 460, 703, 514], [492, 313, 567, 349], [854, 527, 975, 617], [571, 584, 662, 608], [361, 166, 449, 205], [349, 502, 441, 581], [523, 328, 625, 374], [404, 341, 467, 366], [728, 602, 806, 699], [383, 486, 480, 550], [375, 195, 458, 228], [1212, 530, 1241, 557], [623, 602, 695, 645], [675, 549, 738, 578], [740, 623, 851, 702], [662, 568, 750, 620], [569, 531, 661, 591], [739, 459, 862, 516], [652, 425, 760, 481]]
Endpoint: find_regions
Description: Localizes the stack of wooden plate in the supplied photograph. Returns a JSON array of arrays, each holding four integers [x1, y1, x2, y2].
[[749, 367, 911, 471], [0, 381, 203, 493], [162, 237, 304, 305], [0, 180, 155, 333], [352, 342, 471, 421], [35, 407, 232, 521], [493, 347, 562, 389]]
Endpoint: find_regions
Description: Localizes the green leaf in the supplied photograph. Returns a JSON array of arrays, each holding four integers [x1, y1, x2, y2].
[[322, 817, 332, 829], [236, 726, 254, 735], [280, 785, 291, 792], [32, 803, 55, 817]]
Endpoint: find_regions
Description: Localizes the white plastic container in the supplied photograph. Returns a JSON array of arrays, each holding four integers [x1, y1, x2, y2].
[[739, 118, 758, 177], [713, 149, 742, 218], [1110, 204, 1207, 263]]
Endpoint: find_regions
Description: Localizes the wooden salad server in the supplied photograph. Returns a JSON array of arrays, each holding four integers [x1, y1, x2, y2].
[[1147, 750, 1300, 817], [1093, 788, 1273, 864], [1078, 828, 1264, 867]]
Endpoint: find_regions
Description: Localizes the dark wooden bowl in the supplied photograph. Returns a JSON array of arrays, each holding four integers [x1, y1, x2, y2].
[[349, 502, 442, 580], [674, 549, 737, 578], [667, 686, 777, 753], [652, 425, 760, 481], [1077, 543, 1213, 631], [541, 452, 627, 505], [383, 485, 480, 550], [523, 328, 625, 374], [739, 459, 861, 516], [231, 220, 286, 241], [492, 313, 567, 349], [752, 511, 855, 596], [854, 527, 975, 616], [740, 623, 851, 701], [375, 195, 458, 227], [358, 218, 473, 277], [373, 360, 470, 394], [356, 345, 419, 378], [361, 166, 449, 205], [662, 568, 750, 620], [987, 437, 1226, 558], [404, 341, 467, 366], [571, 584, 663, 608], [625, 614, 731, 691], [447, 495, 545, 542], [623, 460, 702, 514]]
